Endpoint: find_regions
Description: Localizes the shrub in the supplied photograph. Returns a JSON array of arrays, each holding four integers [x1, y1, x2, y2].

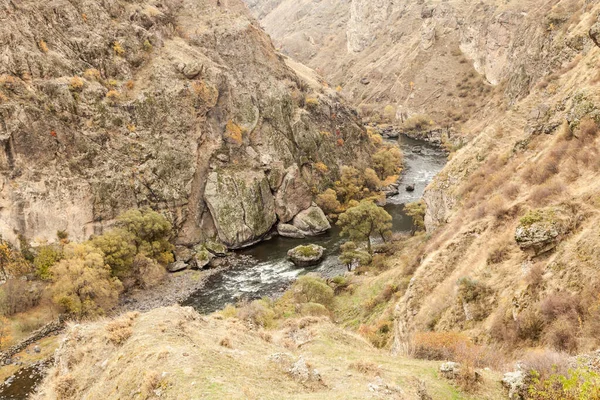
[[544, 316, 578, 353], [69, 77, 84, 91], [305, 97, 319, 108], [34, 245, 63, 280], [113, 41, 125, 56], [106, 313, 137, 345], [83, 69, 101, 81], [339, 241, 371, 271], [487, 243, 510, 264], [91, 229, 136, 280], [316, 189, 341, 214], [578, 117, 598, 139], [292, 276, 334, 308], [521, 349, 570, 380], [237, 299, 275, 328], [383, 105, 396, 122], [0, 240, 33, 277], [516, 308, 545, 342], [106, 90, 120, 101], [539, 292, 582, 323], [402, 115, 431, 132], [313, 162, 328, 174], [349, 360, 380, 375], [358, 319, 393, 348], [49, 243, 123, 319], [529, 178, 566, 205], [116, 208, 174, 265], [298, 302, 330, 317], [132, 254, 166, 289], [412, 331, 473, 361], [527, 368, 600, 399], [363, 168, 381, 191]]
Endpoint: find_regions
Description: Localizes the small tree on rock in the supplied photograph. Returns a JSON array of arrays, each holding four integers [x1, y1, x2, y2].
[[337, 200, 392, 254]]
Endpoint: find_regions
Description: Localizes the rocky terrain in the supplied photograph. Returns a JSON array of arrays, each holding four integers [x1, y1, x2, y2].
[[0, 0, 374, 250], [33, 306, 505, 399]]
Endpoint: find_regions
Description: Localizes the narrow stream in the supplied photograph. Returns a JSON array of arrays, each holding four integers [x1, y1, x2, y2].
[[182, 135, 447, 314]]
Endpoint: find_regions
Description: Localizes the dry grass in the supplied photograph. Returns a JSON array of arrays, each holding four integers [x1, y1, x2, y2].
[[348, 360, 380, 375]]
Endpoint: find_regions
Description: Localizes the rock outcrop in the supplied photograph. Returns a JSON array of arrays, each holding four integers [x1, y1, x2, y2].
[[0, 0, 373, 249], [514, 208, 574, 256], [287, 244, 325, 267], [204, 169, 277, 248]]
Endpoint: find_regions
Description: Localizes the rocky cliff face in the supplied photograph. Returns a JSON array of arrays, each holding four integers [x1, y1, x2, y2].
[[246, 0, 586, 124], [0, 0, 372, 248]]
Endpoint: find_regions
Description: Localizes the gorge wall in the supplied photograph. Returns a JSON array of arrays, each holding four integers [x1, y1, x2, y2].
[[0, 0, 374, 249]]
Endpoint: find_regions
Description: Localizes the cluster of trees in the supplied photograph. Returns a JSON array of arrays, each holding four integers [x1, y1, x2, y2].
[[316, 144, 402, 216], [1, 208, 174, 321]]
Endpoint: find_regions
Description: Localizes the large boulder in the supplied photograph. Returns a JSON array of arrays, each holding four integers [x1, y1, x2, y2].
[[515, 208, 573, 256], [204, 169, 277, 249], [277, 223, 307, 239], [274, 165, 312, 223], [287, 244, 325, 267], [291, 206, 331, 236]]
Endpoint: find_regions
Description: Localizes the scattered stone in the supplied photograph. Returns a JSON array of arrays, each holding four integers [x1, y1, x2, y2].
[[204, 240, 228, 257], [360, 77, 370, 85], [287, 244, 325, 267], [33, 345, 40, 354], [288, 356, 322, 384], [440, 361, 461, 379], [215, 153, 229, 163], [193, 245, 213, 269], [406, 184, 415, 192], [502, 370, 528, 400], [167, 260, 188, 273], [174, 246, 194, 263]]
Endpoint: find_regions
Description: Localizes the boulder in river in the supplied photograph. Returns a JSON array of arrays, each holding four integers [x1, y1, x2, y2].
[[291, 205, 331, 236], [287, 244, 325, 267]]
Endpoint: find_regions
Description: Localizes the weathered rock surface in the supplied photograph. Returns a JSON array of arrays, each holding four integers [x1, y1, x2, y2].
[[192, 245, 213, 269], [287, 244, 325, 267], [204, 169, 277, 249], [291, 206, 331, 236], [439, 362, 460, 379], [515, 208, 573, 256], [0, 0, 373, 249], [277, 223, 306, 239], [502, 370, 528, 400], [167, 261, 188, 273], [275, 165, 312, 223]]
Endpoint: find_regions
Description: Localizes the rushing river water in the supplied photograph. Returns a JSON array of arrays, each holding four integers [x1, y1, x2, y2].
[[183, 135, 447, 314]]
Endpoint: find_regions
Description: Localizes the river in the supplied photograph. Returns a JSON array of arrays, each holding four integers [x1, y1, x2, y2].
[[182, 135, 447, 314]]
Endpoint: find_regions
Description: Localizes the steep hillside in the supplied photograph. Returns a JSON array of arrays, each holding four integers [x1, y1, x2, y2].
[[0, 0, 372, 249], [34, 306, 505, 399], [392, 2, 600, 356], [247, 0, 587, 127]]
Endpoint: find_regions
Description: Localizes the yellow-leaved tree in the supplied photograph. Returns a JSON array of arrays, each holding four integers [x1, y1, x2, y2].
[[50, 243, 122, 319]]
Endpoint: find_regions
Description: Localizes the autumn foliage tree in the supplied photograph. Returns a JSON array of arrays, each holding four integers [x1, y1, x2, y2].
[[50, 243, 122, 319], [337, 200, 393, 254]]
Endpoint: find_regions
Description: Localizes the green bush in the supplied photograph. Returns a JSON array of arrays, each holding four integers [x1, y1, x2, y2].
[[91, 229, 136, 279], [528, 368, 600, 399], [292, 276, 334, 308], [116, 208, 174, 265], [33, 245, 63, 280]]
